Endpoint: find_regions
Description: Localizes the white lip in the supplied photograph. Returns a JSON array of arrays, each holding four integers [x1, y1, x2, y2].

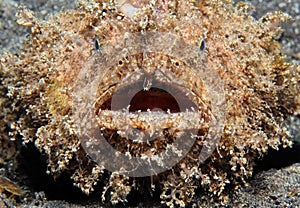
[[97, 109, 207, 137]]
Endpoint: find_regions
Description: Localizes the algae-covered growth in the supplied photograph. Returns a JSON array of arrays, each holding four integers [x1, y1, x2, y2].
[[0, 0, 299, 207]]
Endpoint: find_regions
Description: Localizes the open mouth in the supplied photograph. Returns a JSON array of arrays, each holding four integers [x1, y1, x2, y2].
[[95, 71, 210, 157], [98, 78, 198, 113]]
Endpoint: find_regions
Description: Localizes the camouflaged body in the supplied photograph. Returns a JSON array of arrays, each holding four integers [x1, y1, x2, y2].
[[0, 0, 299, 207]]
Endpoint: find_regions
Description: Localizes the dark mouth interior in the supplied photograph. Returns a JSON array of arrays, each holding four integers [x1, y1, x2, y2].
[[129, 87, 180, 112], [98, 79, 197, 113]]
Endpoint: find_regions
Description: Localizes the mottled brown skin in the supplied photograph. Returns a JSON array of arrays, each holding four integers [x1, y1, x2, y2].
[[0, 0, 299, 207]]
